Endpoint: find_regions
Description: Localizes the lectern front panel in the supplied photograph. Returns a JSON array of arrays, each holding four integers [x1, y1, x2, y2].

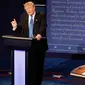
[[14, 50, 25, 85]]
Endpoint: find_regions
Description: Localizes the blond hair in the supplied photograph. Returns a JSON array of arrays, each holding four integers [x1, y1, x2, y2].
[[23, 1, 35, 8]]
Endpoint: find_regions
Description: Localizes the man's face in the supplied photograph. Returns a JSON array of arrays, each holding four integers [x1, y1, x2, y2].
[[25, 5, 35, 16]]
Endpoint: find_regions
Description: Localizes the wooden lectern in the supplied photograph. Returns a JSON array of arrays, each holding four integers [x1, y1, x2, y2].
[[70, 65, 85, 85]]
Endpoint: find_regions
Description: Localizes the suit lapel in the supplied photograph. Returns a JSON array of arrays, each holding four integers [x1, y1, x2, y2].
[[26, 14, 29, 29], [24, 13, 29, 36]]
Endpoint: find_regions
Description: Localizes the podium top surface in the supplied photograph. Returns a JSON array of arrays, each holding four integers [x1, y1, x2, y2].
[[2, 35, 47, 50], [2, 35, 33, 40], [2, 35, 46, 40]]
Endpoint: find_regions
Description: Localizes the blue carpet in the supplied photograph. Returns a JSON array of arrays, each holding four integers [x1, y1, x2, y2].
[[0, 76, 11, 85], [1, 58, 85, 85], [0, 76, 72, 85], [42, 80, 71, 85]]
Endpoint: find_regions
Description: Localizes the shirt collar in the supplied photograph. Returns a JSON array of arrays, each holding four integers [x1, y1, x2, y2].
[[29, 12, 36, 19]]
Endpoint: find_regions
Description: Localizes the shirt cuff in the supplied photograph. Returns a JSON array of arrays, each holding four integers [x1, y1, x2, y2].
[[13, 27, 17, 31]]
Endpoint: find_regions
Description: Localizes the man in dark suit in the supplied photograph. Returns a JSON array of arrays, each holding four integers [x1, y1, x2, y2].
[[11, 1, 48, 85]]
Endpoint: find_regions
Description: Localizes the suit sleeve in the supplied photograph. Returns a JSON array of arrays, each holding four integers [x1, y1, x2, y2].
[[14, 13, 24, 35]]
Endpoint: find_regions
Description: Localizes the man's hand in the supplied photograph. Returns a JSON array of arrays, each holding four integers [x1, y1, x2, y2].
[[35, 34, 42, 40], [11, 18, 17, 28]]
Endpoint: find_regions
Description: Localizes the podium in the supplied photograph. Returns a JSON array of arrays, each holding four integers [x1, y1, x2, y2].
[[2, 35, 45, 85]]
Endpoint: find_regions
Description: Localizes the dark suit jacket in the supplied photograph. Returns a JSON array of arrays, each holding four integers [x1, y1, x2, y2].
[[15, 12, 48, 51]]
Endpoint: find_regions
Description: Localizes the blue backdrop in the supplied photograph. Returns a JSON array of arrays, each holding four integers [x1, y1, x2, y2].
[[46, 0, 85, 54]]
